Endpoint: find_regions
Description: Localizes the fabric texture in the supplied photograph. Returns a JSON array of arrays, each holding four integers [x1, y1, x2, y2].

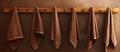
[[87, 7, 99, 49], [69, 7, 80, 48], [31, 7, 44, 50], [104, 7, 117, 52], [7, 7, 24, 50], [50, 7, 62, 49]]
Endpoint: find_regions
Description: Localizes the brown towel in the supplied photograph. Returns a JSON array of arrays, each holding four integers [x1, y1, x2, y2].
[[104, 7, 117, 52], [31, 7, 44, 50], [87, 7, 99, 49], [7, 7, 24, 50], [69, 7, 80, 48], [50, 7, 62, 49]]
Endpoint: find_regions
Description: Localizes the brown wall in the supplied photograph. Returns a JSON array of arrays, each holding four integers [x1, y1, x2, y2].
[[0, 0, 120, 52]]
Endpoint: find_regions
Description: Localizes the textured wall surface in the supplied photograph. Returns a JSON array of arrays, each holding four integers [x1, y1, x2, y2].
[[0, 0, 120, 52]]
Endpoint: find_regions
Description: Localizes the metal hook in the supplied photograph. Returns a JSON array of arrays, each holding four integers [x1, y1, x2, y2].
[[44, 9, 47, 12], [26, 10, 29, 12], [99, 10, 102, 12], [81, 9, 84, 12], [64, 9, 66, 12]]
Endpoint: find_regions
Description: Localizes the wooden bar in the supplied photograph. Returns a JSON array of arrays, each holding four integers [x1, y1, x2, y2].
[[3, 8, 120, 13]]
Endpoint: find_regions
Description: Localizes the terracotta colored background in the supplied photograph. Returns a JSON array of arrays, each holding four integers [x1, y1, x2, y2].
[[0, 0, 120, 52]]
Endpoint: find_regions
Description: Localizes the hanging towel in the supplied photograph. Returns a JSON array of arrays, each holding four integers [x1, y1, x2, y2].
[[69, 7, 80, 48], [50, 7, 62, 49], [104, 7, 117, 52], [31, 7, 44, 50], [87, 7, 99, 49], [7, 7, 24, 50]]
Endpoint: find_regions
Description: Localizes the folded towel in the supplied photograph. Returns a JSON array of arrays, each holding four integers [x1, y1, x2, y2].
[[69, 7, 80, 48], [87, 7, 99, 49], [31, 7, 44, 50], [50, 7, 62, 49], [7, 7, 24, 50], [104, 7, 117, 52]]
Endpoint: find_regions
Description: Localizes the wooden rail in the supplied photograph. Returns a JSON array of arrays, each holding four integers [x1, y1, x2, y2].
[[3, 8, 120, 13]]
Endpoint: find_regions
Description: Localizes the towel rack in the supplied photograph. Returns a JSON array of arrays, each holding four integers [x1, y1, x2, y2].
[[3, 8, 120, 13]]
